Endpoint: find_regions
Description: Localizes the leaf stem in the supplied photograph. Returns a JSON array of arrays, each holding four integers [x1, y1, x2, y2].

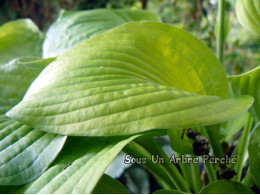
[[190, 156, 202, 193], [123, 141, 177, 190], [216, 0, 225, 62], [235, 114, 253, 181], [205, 125, 224, 158], [135, 138, 191, 193], [204, 161, 217, 183]]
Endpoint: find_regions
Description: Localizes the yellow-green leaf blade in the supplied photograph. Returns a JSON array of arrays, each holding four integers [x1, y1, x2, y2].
[[0, 19, 43, 65]]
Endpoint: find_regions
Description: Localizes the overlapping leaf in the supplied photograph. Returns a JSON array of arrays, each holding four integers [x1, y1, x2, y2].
[[7, 22, 253, 136], [229, 66, 260, 122], [236, 0, 260, 38], [0, 19, 43, 65], [0, 57, 55, 115], [43, 9, 160, 57], [0, 117, 66, 185], [16, 136, 138, 194]]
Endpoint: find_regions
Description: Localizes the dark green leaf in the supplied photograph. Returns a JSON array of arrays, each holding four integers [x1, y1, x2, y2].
[[199, 180, 254, 194], [92, 174, 129, 194]]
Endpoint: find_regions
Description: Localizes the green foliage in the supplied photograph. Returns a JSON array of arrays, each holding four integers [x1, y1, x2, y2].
[[153, 189, 186, 194], [236, 0, 260, 38], [0, 118, 66, 185], [92, 174, 130, 194], [199, 180, 254, 194], [248, 123, 260, 188], [0, 19, 43, 65], [0, 4, 259, 194], [229, 66, 260, 122], [16, 136, 138, 194], [0, 57, 55, 114], [7, 22, 253, 136], [43, 9, 160, 57]]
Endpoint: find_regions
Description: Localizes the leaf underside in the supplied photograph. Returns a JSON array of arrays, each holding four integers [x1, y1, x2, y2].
[[7, 22, 253, 136]]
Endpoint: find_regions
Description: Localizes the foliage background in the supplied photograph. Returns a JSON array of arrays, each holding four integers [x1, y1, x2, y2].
[[1, 0, 260, 75], [0, 0, 259, 193]]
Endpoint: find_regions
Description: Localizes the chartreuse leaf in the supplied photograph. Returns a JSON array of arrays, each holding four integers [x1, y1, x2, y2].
[[92, 174, 129, 194], [43, 9, 160, 58], [153, 189, 186, 194], [0, 19, 43, 65], [199, 180, 254, 194], [7, 22, 253, 136], [248, 123, 260, 188], [0, 57, 55, 115], [236, 0, 260, 38], [0, 117, 66, 185], [16, 136, 138, 194], [229, 66, 260, 122]]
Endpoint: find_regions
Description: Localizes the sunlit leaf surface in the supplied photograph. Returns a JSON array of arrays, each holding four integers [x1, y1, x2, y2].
[[7, 22, 253, 136]]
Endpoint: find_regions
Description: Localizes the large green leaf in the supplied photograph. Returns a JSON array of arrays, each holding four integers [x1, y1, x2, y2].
[[16, 135, 138, 194], [236, 0, 260, 38], [43, 9, 160, 58], [0, 19, 43, 65], [92, 174, 129, 194], [7, 22, 253, 136], [0, 57, 55, 115], [199, 180, 254, 194], [229, 66, 260, 122], [0, 118, 66, 185], [248, 123, 260, 188]]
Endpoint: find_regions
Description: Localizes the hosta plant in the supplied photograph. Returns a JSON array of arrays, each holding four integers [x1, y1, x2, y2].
[[0, 6, 259, 194]]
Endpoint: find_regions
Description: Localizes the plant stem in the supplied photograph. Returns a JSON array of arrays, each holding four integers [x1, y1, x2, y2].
[[176, 153, 194, 189], [205, 125, 224, 158], [123, 141, 176, 190], [135, 138, 191, 193], [204, 161, 217, 183], [216, 0, 225, 62], [190, 156, 202, 193], [235, 115, 253, 181]]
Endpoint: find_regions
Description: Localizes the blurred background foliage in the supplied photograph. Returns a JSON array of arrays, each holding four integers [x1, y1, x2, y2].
[[0, 0, 259, 193], [0, 0, 259, 74]]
